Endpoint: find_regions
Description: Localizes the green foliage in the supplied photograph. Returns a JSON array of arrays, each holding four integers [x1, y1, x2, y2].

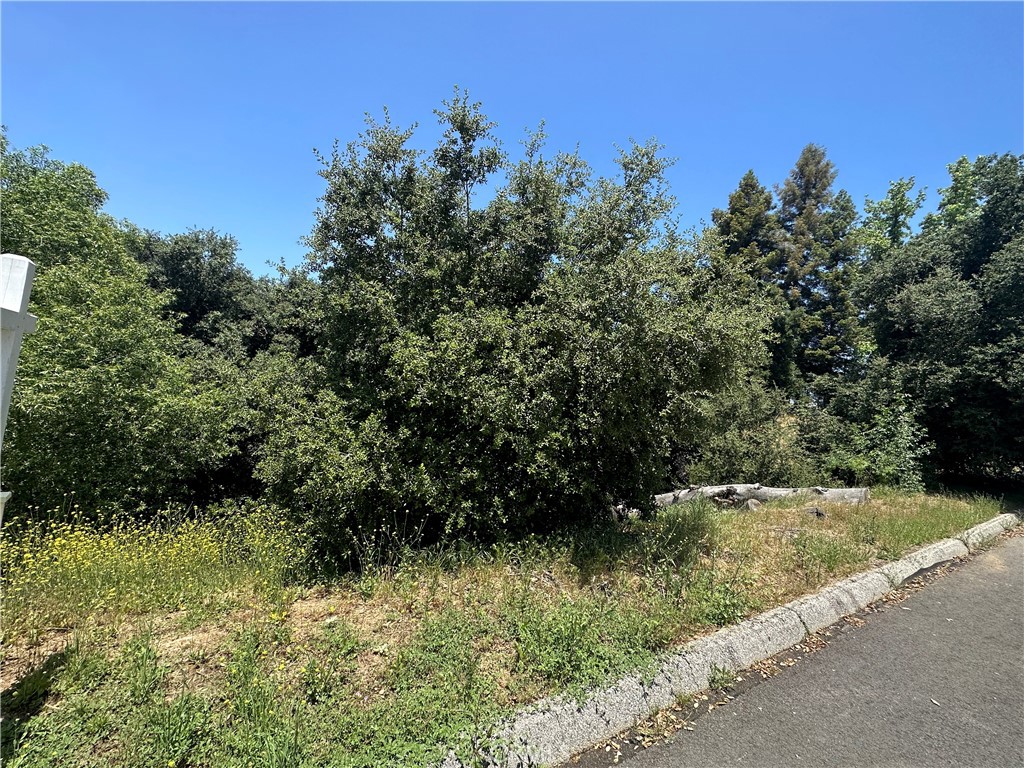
[[712, 169, 777, 272], [122, 631, 165, 704], [217, 626, 308, 768], [861, 153, 1024, 480], [1, 631, 211, 768], [316, 607, 505, 766], [387, 608, 497, 716], [709, 149, 871, 491], [1, 139, 246, 516], [143, 692, 210, 767], [633, 499, 718, 582], [302, 92, 765, 550], [713, 147, 864, 393], [802, 364, 933, 491], [682, 378, 817, 487], [861, 177, 927, 258], [501, 591, 651, 690], [4, 257, 241, 513], [497, 504, 740, 693], [822, 401, 930, 491], [0, 132, 121, 269], [770, 145, 862, 387], [248, 351, 422, 565], [7, 109, 1023, 768], [125, 227, 258, 349], [924, 156, 982, 233], [300, 620, 363, 704], [680, 567, 752, 627], [6, 105, 1017, 568]]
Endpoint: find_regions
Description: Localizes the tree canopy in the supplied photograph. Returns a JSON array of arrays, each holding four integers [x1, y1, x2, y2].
[[1, 107, 1021, 561]]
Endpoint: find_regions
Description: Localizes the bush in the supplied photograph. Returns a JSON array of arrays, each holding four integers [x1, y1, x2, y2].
[[681, 378, 818, 487], [4, 258, 244, 515], [299, 94, 768, 551], [804, 365, 933, 491], [1, 138, 244, 516]]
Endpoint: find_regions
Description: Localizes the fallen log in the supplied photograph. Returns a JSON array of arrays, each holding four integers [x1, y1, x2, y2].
[[654, 483, 870, 508]]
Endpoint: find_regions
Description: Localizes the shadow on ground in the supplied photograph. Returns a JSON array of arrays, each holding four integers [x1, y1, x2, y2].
[[0, 647, 70, 759]]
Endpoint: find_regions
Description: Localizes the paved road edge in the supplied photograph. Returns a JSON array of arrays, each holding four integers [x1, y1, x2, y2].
[[445, 512, 1021, 768]]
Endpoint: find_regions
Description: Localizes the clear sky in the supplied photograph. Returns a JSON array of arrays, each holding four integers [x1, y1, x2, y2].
[[2, 1, 1022, 275]]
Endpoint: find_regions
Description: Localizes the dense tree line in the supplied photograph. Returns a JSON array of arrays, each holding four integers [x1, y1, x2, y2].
[[1, 97, 1021, 563]]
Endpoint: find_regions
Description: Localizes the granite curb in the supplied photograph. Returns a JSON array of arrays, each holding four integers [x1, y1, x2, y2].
[[445, 512, 1020, 768]]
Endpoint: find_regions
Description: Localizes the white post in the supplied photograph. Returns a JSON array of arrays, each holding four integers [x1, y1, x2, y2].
[[0, 253, 38, 523]]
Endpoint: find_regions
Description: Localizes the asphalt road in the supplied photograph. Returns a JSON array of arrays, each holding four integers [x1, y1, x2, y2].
[[609, 535, 1024, 768]]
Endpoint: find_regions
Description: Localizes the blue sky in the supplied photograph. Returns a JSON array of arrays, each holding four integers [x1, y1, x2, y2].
[[3, 2, 1022, 275]]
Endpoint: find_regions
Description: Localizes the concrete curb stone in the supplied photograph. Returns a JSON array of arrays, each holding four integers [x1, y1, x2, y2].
[[784, 581, 862, 633], [443, 513, 1019, 768], [738, 606, 808, 660], [878, 538, 968, 587], [833, 571, 894, 609], [959, 513, 1020, 551]]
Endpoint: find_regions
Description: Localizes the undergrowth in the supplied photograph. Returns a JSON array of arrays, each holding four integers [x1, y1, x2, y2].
[[0, 491, 1005, 767], [1, 501, 310, 642]]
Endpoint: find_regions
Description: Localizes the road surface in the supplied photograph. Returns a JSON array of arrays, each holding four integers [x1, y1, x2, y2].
[[572, 534, 1024, 768]]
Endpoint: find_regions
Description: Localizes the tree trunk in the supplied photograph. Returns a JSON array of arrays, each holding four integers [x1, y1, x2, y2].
[[654, 483, 870, 508]]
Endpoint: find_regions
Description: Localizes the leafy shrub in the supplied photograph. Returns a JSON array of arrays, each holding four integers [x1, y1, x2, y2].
[[804, 364, 933, 491], [296, 93, 766, 553], [820, 399, 932, 491], [3, 258, 242, 516], [1, 139, 245, 517], [682, 378, 818, 487]]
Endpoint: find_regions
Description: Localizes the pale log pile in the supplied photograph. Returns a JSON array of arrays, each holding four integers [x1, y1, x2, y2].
[[654, 483, 870, 509]]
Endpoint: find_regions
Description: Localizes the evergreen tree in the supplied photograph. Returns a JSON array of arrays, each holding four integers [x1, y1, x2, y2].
[[293, 93, 767, 552], [769, 144, 860, 389], [711, 169, 776, 271]]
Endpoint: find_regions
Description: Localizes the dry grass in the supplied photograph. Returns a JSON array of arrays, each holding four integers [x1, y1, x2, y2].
[[719, 490, 1002, 606], [0, 490, 1006, 767]]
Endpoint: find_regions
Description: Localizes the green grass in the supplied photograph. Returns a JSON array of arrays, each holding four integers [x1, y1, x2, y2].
[[792, 531, 868, 583], [850, 490, 1002, 559], [0, 491, 1010, 767]]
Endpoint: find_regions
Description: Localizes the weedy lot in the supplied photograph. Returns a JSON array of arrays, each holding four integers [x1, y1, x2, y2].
[[0, 491, 1002, 767]]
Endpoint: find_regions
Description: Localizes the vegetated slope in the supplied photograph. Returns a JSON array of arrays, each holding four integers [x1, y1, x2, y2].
[[0, 492, 1002, 767]]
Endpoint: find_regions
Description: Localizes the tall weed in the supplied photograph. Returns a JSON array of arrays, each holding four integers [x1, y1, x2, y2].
[[1, 503, 309, 638]]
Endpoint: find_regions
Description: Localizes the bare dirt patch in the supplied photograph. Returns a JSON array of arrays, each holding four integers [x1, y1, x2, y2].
[[1, 628, 73, 691]]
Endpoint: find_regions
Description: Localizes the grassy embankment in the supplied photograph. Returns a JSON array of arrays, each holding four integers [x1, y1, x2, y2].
[[0, 491, 1006, 767]]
